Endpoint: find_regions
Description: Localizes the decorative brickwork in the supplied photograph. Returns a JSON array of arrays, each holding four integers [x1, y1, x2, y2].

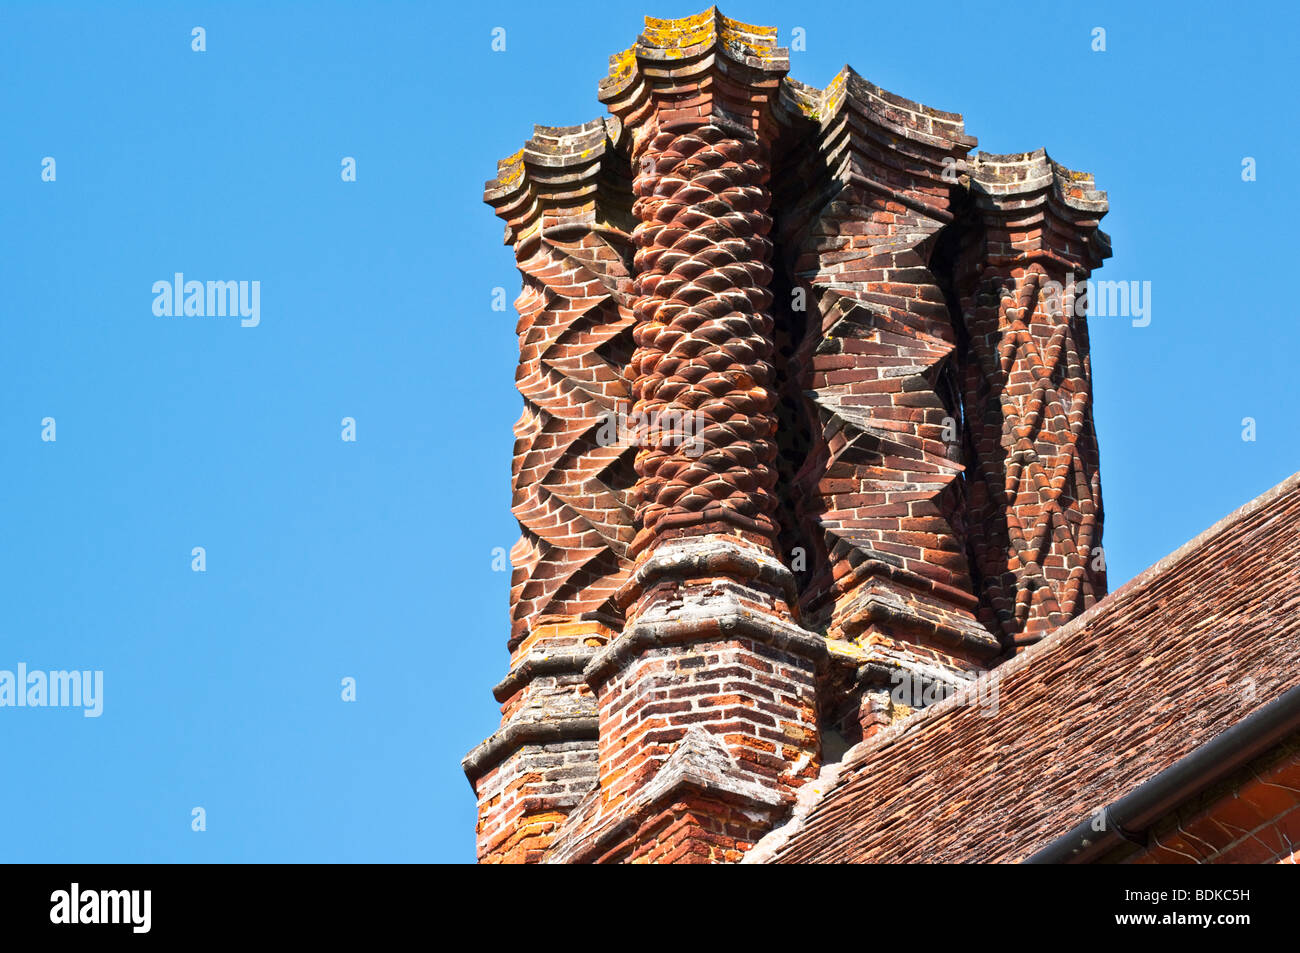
[[957, 152, 1110, 648], [626, 121, 780, 553], [772, 69, 1000, 739], [485, 121, 637, 646], [467, 7, 1113, 863], [467, 122, 635, 862]]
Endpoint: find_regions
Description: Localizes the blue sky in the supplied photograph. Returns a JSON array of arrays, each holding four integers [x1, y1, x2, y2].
[[1, 0, 1296, 863]]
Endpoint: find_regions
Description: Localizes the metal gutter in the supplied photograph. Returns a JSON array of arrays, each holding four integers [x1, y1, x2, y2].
[[1025, 682, 1300, 864]]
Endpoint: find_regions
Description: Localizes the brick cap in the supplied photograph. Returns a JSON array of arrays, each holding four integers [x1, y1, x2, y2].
[[782, 66, 975, 153], [598, 7, 796, 148], [483, 117, 627, 243], [600, 6, 788, 102], [970, 149, 1108, 214]]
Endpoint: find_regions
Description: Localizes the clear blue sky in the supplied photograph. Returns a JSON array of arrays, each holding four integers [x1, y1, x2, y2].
[[2, 0, 1296, 863]]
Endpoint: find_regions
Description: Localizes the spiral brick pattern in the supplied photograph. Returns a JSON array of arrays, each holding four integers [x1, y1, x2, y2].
[[629, 123, 780, 552]]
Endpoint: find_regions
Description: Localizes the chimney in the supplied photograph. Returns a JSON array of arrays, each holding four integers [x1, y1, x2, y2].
[[465, 7, 1111, 863]]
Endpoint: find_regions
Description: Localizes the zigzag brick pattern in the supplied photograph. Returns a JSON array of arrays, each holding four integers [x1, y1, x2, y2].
[[482, 121, 638, 648], [509, 231, 636, 644], [465, 122, 638, 862]]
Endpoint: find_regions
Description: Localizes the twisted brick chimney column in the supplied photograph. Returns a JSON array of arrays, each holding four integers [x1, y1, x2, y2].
[[464, 121, 636, 863], [958, 152, 1110, 649], [627, 121, 780, 557], [771, 70, 1003, 745], [542, 11, 828, 864]]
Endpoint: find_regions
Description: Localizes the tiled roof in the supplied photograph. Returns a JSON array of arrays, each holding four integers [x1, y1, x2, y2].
[[752, 471, 1300, 863]]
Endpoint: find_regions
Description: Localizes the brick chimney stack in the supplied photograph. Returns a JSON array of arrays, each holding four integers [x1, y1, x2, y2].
[[465, 7, 1111, 864]]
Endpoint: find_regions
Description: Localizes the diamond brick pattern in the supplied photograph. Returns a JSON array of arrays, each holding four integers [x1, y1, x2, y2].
[[960, 151, 1110, 648]]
